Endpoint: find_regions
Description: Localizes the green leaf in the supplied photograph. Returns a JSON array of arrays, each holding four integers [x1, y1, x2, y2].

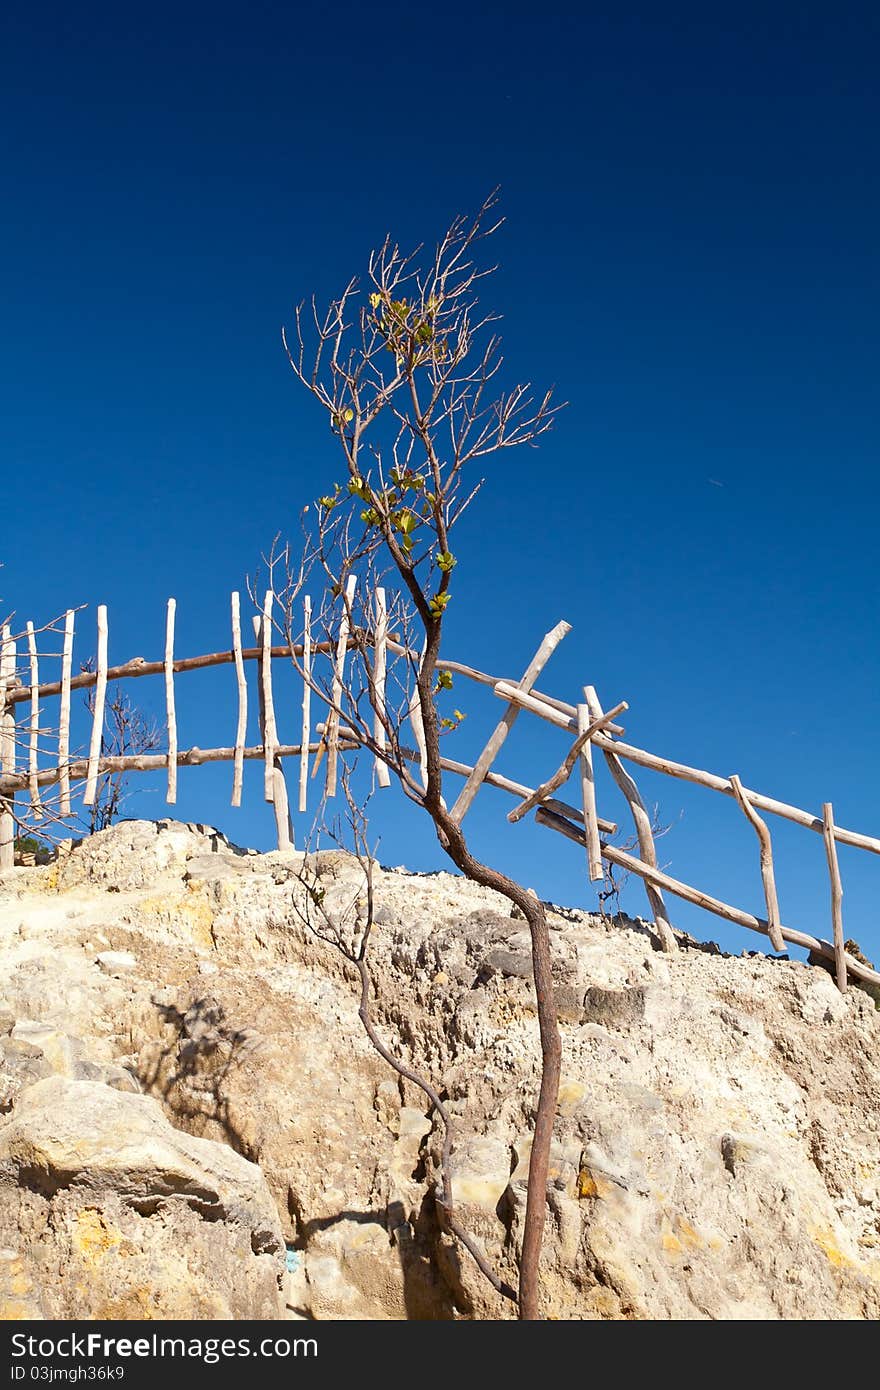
[[436, 551, 457, 573], [428, 591, 451, 617]]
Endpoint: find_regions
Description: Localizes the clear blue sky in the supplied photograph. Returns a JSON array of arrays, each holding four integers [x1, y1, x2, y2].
[[2, 3, 878, 962]]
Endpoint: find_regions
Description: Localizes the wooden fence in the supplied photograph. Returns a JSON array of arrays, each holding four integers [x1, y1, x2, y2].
[[1, 593, 878, 994]]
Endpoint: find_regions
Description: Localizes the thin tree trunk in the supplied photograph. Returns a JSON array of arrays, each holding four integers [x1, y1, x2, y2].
[[415, 616, 560, 1321]]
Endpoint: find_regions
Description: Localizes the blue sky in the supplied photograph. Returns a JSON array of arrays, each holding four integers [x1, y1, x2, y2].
[[2, 3, 878, 962]]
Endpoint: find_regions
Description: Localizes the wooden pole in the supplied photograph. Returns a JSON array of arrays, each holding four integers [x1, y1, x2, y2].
[[822, 802, 847, 993], [6, 639, 365, 707], [450, 620, 571, 824], [231, 592, 247, 808], [317, 725, 617, 836], [0, 627, 15, 870], [252, 614, 292, 851], [730, 773, 784, 952], [534, 807, 877, 988], [83, 606, 108, 807], [585, 685, 676, 954], [164, 599, 177, 805], [58, 610, 74, 816], [490, 680, 880, 857], [441, 756, 617, 834], [0, 739, 358, 793], [26, 622, 42, 817], [383, 643, 626, 736], [261, 592, 278, 803], [299, 594, 312, 813], [577, 703, 603, 882], [326, 574, 357, 799], [506, 701, 627, 825], [492, 680, 589, 731], [373, 587, 391, 789], [408, 641, 429, 790], [271, 751, 293, 851]]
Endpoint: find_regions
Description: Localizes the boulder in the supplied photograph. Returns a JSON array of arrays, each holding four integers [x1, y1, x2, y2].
[[0, 1077, 285, 1320]]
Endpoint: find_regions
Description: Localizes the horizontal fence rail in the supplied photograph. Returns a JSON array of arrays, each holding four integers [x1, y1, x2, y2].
[[1, 595, 877, 993]]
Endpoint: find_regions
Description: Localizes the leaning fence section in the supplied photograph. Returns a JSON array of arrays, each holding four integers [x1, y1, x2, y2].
[[0, 594, 877, 994]]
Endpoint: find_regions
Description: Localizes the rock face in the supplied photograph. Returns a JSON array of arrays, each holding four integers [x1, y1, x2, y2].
[[0, 1077, 285, 1319], [1, 818, 879, 1320]]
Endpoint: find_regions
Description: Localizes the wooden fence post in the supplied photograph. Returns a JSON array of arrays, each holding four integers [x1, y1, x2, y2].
[[585, 685, 677, 953], [577, 703, 603, 882], [26, 622, 42, 818], [58, 610, 74, 815], [822, 801, 847, 992], [252, 613, 293, 852], [83, 606, 108, 807], [231, 592, 247, 808], [326, 574, 357, 799], [261, 592, 279, 803], [450, 619, 571, 824], [0, 626, 16, 869], [164, 599, 178, 805], [373, 587, 391, 789], [408, 641, 429, 790], [299, 595, 312, 813], [730, 773, 784, 953]]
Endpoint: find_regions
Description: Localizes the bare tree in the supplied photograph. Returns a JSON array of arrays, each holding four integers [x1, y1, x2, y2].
[[293, 768, 518, 1307], [267, 194, 564, 1319]]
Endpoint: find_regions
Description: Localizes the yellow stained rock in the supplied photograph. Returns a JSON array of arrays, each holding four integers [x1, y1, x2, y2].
[[557, 1079, 586, 1114], [71, 1209, 123, 1262]]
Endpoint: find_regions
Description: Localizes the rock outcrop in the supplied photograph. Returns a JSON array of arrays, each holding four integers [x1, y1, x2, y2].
[[0, 1077, 284, 1319], [1, 818, 878, 1320]]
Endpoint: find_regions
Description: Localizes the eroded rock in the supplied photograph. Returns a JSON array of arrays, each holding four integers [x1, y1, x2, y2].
[[0, 819, 878, 1321], [0, 1077, 285, 1319]]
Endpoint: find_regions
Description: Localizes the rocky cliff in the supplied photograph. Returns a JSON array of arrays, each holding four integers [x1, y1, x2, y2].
[[0, 818, 878, 1320]]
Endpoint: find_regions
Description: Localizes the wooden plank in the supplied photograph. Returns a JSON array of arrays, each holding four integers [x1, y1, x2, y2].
[[730, 773, 784, 952], [373, 587, 391, 789], [822, 802, 847, 992], [230, 592, 247, 808], [261, 592, 278, 803], [164, 599, 177, 804], [58, 610, 74, 815], [534, 807, 879, 989], [585, 685, 676, 953], [26, 622, 42, 817], [0, 626, 15, 870], [450, 619, 571, 823], [326, 574, 357, 799], [83, 606, 108, 807], [299, 594, 312, 813]]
